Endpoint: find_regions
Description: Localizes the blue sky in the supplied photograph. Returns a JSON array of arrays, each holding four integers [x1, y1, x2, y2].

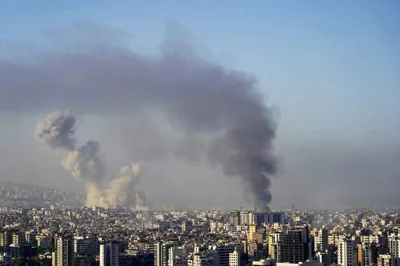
[[0, 1, 399, 207], [1, 0, 399, 142]]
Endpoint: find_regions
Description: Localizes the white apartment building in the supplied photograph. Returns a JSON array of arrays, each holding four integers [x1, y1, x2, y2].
[[389, 234, 400, 258], [361, 235, 379, 245], [377, 254, 394, 266], [229, 250, 240, 266], [337, 239, 356, 266], [52, 235, 74, 266]]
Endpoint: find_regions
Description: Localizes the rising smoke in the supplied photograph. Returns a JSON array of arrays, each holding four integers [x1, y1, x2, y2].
[[100, 163, 146, 209], [2, 23, 278, 209], [35, 111, 147, 209]]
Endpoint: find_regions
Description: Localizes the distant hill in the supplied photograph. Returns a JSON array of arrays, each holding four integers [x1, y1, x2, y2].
[[0, 180, 84, 207]]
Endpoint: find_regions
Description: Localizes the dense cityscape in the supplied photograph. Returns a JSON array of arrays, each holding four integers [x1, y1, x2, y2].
[[0, 1, 398, 266], [0, 183, 399, 266]]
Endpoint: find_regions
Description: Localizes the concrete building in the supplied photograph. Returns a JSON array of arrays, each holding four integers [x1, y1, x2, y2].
[[230, 211, 241, 226], [53, 235, 75, 266], [316, 252, 331, 266], [229, 250, 241, 266], [24, 231, 37, 245], [314, 228, 328, 252], [357, 242, 377, 266], [100, 242, 119, 266], [154, 242, 175, 266], [240, 211, 250, 225], [0, 231, 12, 247], [377, 254, 394, 266], [216, 244, 235, 266], [11, 232, 23, 246], [74, 237, 91, 255], [253, 213, 285, 225], [182, 221, 193, 234], [0, 253, 12, 266], [168, 246, 187, 266], [248, 224, 257, 241], [269, 231, 283, 261], [389, 235, 400, 258], [338, 239, 356, 266], [74, 236, 100, 255], [281, 226, 310, 263], [188, 253, 219, 266]]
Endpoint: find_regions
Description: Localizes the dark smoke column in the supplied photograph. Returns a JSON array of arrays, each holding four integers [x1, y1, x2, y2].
[[0, 23, 280, 209], [208, 97, 277, 211]]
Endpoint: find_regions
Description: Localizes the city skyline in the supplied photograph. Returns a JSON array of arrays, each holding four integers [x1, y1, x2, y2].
[[0, 1, 399, 208]]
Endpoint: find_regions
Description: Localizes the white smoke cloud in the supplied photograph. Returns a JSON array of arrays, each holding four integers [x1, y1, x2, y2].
[[61, 141, 104, 182], [104, 163, 141, 206], [85, 183, 104, 208], [135, 192, 148, 211], [96, 163, 147, 209], [36, 111, 148, 209]]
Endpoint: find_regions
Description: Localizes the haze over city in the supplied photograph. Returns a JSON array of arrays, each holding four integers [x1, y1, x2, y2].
[[0, 0, 399, 209]]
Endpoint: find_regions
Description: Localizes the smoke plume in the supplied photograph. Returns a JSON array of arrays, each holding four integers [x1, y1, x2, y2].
[[36, 111, 147, 209], [100, 163, 145, 208], [61, 141, 104, 182], [4, 23, 278, 209], [35, 111, 76, 151]]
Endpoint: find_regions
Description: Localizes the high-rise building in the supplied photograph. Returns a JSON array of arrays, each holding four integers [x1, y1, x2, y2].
[[314, 228, 329, 252], [358, 242, 377, 266], [281, 226, 310, 263], [329, 233, 344, 246], [377, 254, 394, 266], [229, 212, 241, 226], [252, 212, 285, 225], [248, 224, 257, 241], [337, 239, 356, 266], [74, 237, 91, 255], [268, 231, 283, 261], [316, 251, 332, 266], [168, 246, 186, 266], [100, 242, 119, 266], [268, 213, 285, 224], [182, 221, 193, 234], [389, 235, 400, 258], [189, 252, 219, 266], [229, 250, 241, 266], [154, 242, 175, 266], [253, 230, 266, 245], [53, 234, 74, 266], [217, 244, 235, 266], [11, 232, 23, 246], [24, 231, 37, 245], [240, 211, 250, 225], [0, 231, 12, 247]]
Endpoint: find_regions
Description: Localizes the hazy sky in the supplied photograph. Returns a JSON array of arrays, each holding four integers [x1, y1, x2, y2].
[[0, 1, 399, 208]]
